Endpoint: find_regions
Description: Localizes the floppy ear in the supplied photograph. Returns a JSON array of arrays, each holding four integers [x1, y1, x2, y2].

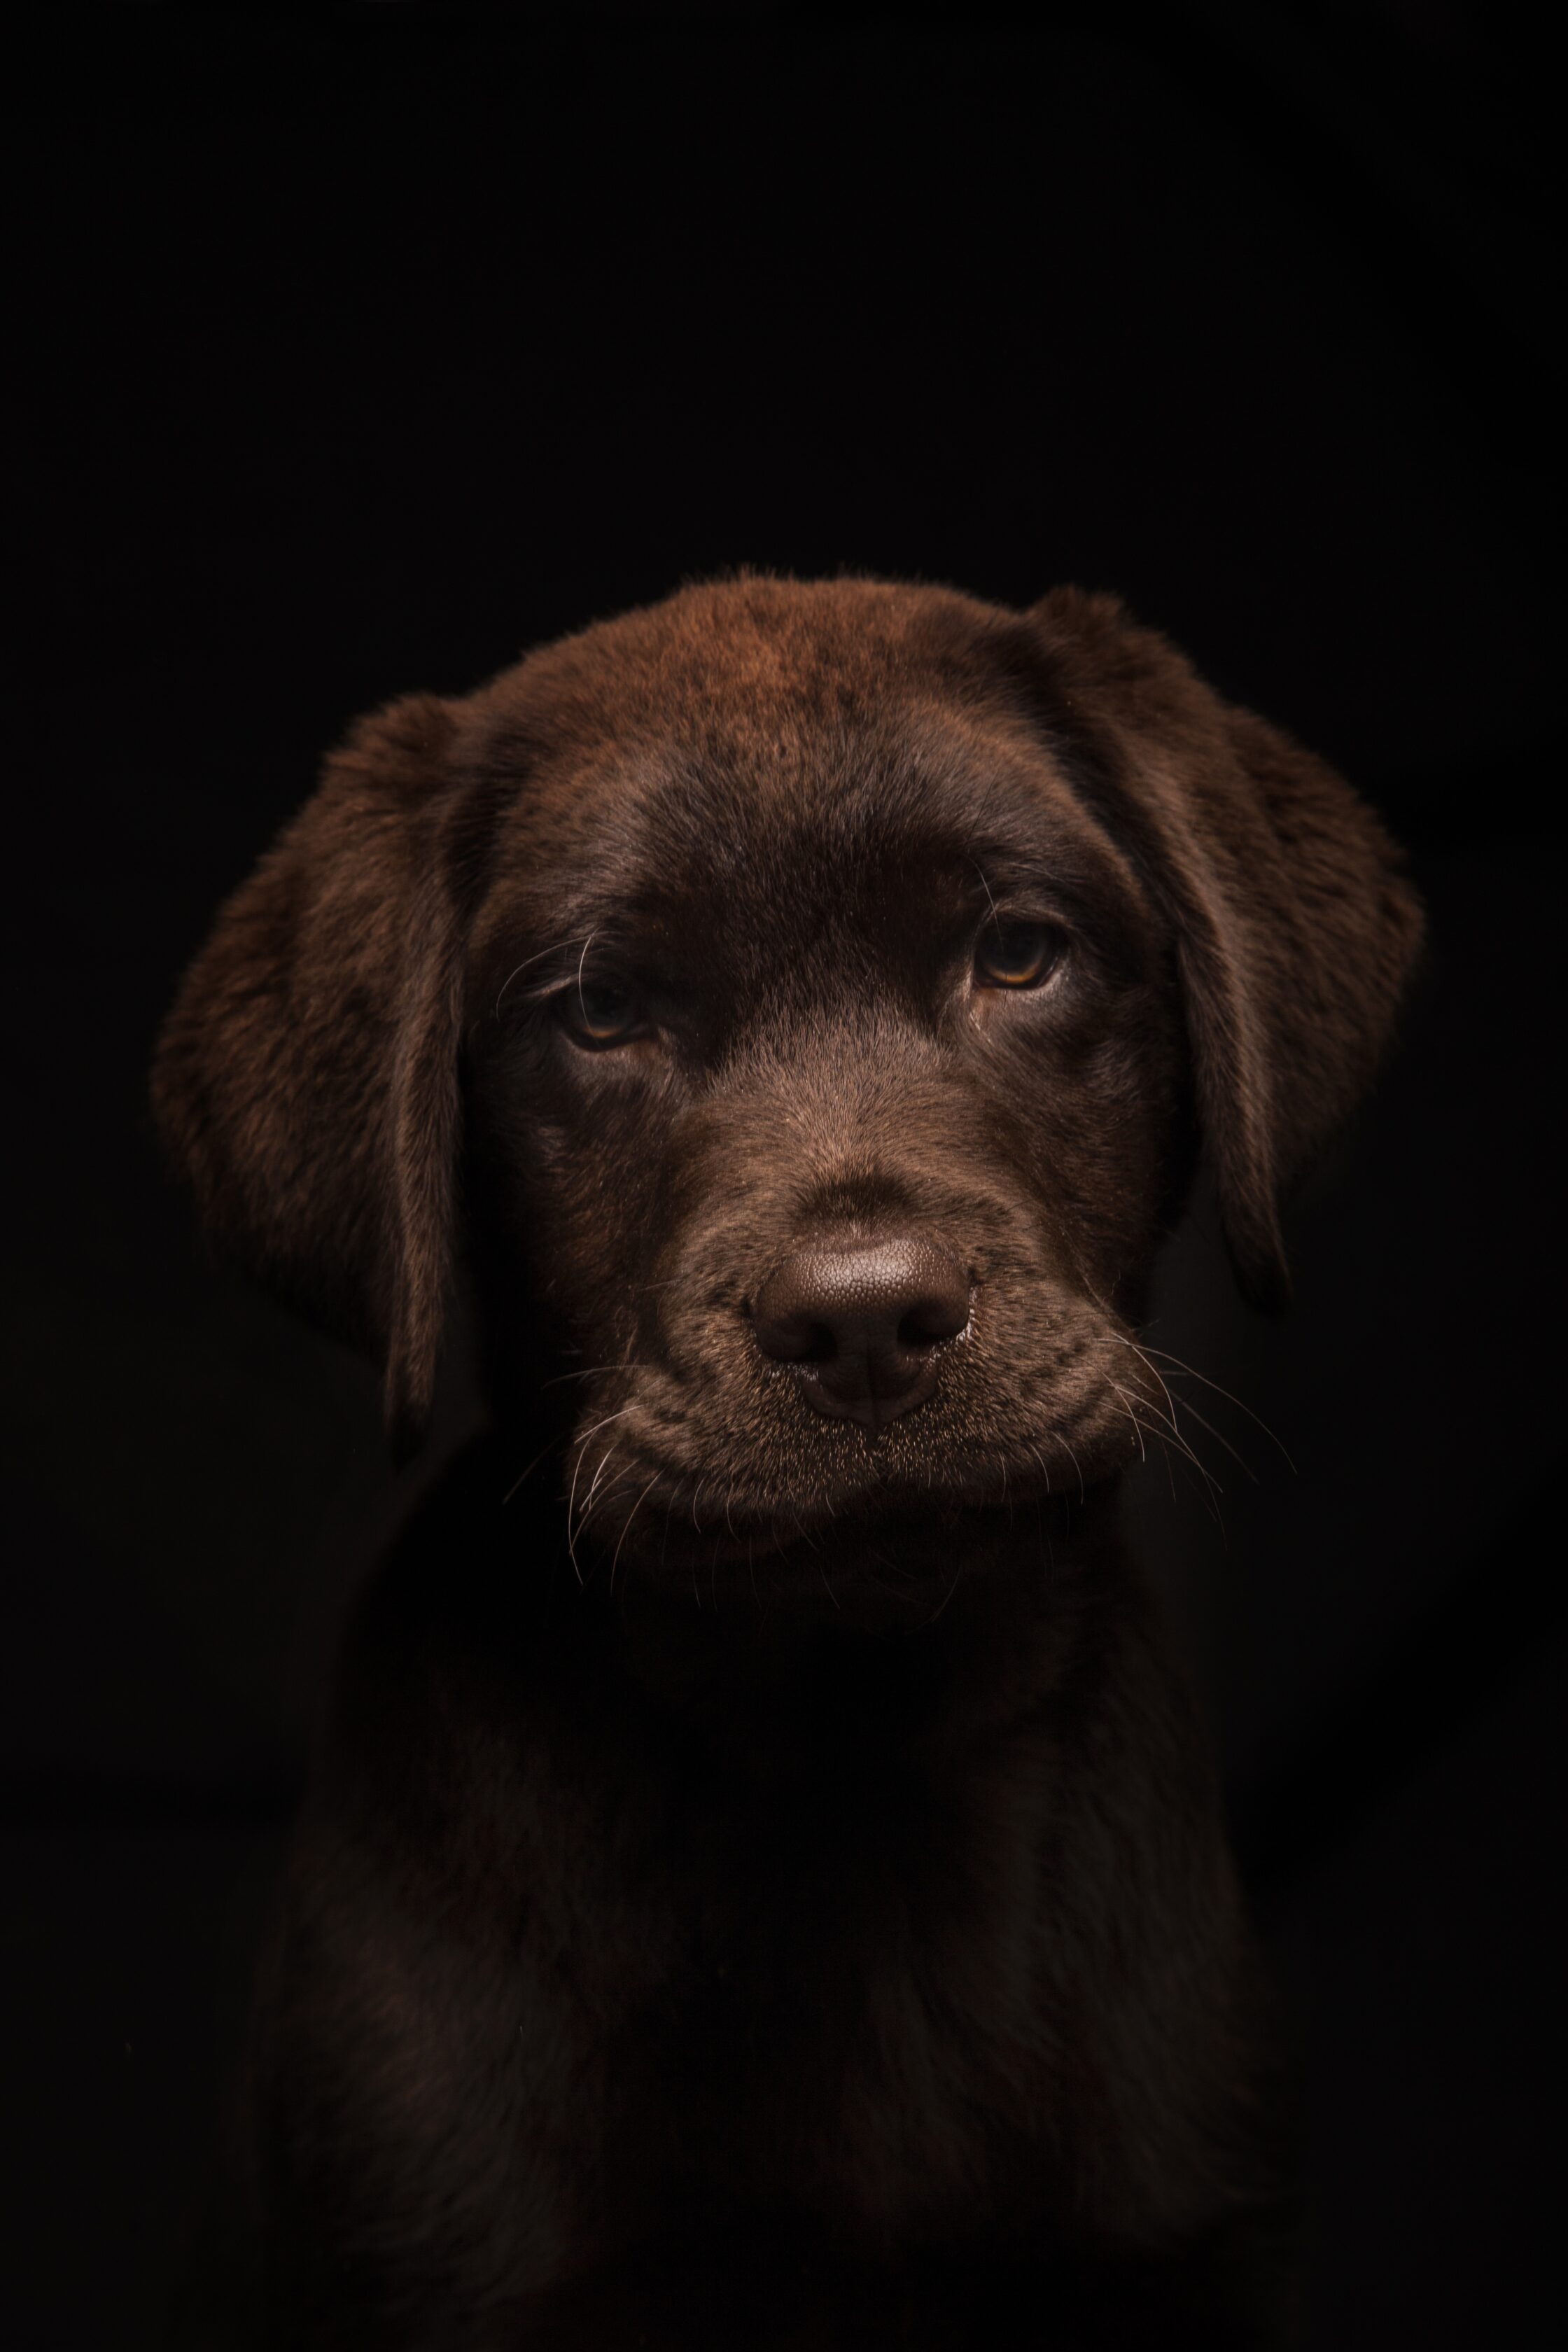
[[1026, 588, 1424, 1309], [151, 694, 466, 1452]]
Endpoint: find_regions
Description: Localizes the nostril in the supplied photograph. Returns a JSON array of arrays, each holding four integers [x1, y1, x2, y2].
[[751, 1276, 842, 1365], [768, 1317, 837, 1367], [897, 1289, 970, 1350]]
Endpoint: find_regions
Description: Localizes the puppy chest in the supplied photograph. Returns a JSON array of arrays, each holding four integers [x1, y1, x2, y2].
[[533, 1751, 1063, 2242]]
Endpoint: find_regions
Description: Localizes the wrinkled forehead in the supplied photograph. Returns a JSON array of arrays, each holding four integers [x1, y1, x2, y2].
[[465, 655, 1152, 989]]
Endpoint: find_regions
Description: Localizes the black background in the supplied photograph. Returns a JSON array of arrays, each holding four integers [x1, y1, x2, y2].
[[4, 8, 1562, 2346]]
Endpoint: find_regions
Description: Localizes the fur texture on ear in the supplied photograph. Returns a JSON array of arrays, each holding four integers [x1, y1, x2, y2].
[[151, 694, 465, 1451], [1026, 589, 1424, 1308]]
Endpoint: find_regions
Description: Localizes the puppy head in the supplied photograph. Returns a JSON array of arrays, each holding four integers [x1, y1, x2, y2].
[[153, 577, 1420, 1586]]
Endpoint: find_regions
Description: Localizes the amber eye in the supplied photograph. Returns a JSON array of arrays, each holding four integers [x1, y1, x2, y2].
[[974, 920, 1063, 990], [554, 977, 645, 1047]]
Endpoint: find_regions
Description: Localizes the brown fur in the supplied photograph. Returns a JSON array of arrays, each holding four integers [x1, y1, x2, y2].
[[154, 576, 1422, 2346]]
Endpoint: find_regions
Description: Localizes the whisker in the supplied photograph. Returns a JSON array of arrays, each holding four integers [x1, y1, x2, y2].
[[789, 1507, 822, 1556], [1108, 1382, 1147, 1463], [1025, 1443, 1052, 1498], [1110, 1344, 1235, 1500], [572, 1404, 638, 1452], [563, 1406, 637, 1581], [610, 1473, 661, 1596], [1135, 1343, 1296, 1471], [491, 938, 582, 1018], [576, 1445, 622, 1528], [575, 929, 598, 1020], [1112, 1332, 1253, 1488], [926, 1554, 965, 1625], [1143, 1419, 1226, 1515], [1110, 1332, 1180, 1427], [502, 1441, 555, 1504], [1153, 1434, 1227, 1530], [564, 1434, 592, 1585], [575, 1465, 623, 1531], [1134, 1396, 1224, 1496], [1161, 1390, 1259, 1483]]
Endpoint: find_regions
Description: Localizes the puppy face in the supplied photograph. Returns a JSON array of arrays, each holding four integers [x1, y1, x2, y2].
[[153, 575, 1422, 1596], [462, 607, 1185, 1578]]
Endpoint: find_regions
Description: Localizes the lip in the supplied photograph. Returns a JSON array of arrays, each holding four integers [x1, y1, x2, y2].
[[553, 1370, 1140, 1570], [570, 1436, 1122, 1567]]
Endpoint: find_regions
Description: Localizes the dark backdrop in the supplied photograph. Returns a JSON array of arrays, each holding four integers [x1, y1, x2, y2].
[[4, 9, 1562, 2346]]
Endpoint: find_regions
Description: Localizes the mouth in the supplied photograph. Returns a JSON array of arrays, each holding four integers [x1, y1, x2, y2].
[[547, 1320, 1163, 1592], [560, 1417, 1136, 1579]]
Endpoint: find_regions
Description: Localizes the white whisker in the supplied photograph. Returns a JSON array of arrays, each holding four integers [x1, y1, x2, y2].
[[1108, 1382, 1147, 1462], [1135, 1343, 1296, 1471], [610, 1473, 661, 1595], [491, 938, 580, 1018], [575, 929, 597, 1019], [502, 1441, 554, 1504]]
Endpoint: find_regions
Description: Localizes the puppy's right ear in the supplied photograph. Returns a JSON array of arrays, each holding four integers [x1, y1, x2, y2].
[[151, 694, 465, 1454]]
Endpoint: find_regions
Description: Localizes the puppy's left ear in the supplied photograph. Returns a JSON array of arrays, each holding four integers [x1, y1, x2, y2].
[[1026, 589, 1424, 1308]]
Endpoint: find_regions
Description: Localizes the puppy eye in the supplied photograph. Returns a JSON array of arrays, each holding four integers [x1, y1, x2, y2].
[[554, 978, 646, 1048], [974, 920, 1065, 990]]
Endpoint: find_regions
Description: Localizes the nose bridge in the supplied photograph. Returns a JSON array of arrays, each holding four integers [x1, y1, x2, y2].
[[715, 1007, 974, 1230], [654, 1006, 1015, 1432]]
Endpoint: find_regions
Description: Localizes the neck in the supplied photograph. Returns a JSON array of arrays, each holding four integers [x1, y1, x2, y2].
[[384, 1428, 1139, 1777], [548, 1477, 1131, 1769]]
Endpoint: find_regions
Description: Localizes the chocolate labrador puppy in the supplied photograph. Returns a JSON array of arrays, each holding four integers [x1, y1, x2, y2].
[[154, 577, 1422, 2347]]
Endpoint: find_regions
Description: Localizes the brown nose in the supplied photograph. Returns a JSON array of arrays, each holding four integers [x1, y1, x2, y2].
[[751, 1238, 971, 1430]]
